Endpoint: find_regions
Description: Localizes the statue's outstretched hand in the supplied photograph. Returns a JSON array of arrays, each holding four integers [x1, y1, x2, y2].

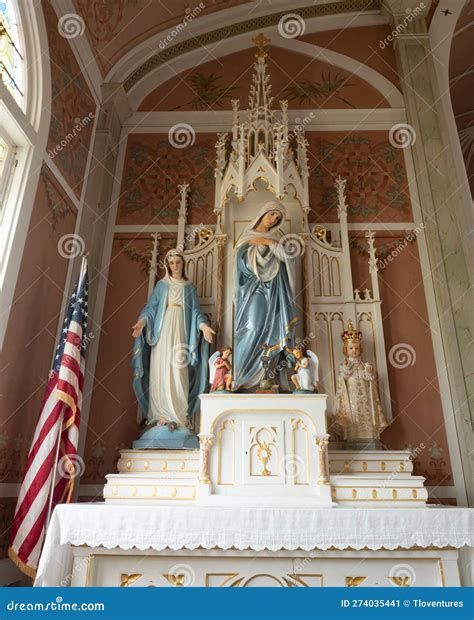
[[201, 324, 215, 343], [132, 318, 146, 338]]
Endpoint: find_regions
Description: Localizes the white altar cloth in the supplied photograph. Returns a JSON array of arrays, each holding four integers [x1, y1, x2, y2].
[[35, 503, 473, 586]]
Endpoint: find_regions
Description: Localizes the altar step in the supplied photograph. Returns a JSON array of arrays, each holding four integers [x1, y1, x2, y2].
[[104, 448, 427, 506], [104, 474, 198, 502], [117, 449, 199, 475], [330, 474, 428, 506], [115, 449, 413, 476], [329, 449, 414, 475], [329, 450, 427, 506]]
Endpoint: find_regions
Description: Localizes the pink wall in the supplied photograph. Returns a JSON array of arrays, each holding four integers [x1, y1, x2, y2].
[[43, 0, 96, 199]]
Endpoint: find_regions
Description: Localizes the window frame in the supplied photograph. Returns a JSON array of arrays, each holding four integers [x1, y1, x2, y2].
[[0, 1, 50, 350]]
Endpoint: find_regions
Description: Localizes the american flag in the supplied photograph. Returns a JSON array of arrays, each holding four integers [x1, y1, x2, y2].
[[8, 258, 89, 578]]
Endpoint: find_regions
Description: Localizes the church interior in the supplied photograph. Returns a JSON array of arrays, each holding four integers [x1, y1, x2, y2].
[[0, 0, 472, 590]]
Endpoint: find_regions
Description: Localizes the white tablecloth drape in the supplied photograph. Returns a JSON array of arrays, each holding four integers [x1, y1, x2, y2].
[[35, 503, 473, 586]]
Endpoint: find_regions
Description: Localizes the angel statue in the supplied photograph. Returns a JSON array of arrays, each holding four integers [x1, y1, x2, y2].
[[209, 346, 233, 392], [333, 321, 388, 448], [290, 347, 319, 392], [131, 249, 215, 449], [234, 201, 300, 390]]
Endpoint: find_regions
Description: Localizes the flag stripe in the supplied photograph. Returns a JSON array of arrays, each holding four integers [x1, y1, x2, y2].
[[12, 412, 63, 531]]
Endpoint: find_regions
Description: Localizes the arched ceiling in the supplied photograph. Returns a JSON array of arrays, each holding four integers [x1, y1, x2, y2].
[[71, 0, 383, 84], [73, 0, 255, 76]]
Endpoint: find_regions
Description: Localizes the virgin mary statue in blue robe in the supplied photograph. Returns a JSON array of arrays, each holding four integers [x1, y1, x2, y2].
[[131, 251, 210, 448], [234, 202, 299, 390]]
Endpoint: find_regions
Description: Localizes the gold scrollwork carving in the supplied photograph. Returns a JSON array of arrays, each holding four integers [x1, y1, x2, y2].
[[164, 574, 186, 587], [120, 573, 142, 587], [389, 576, 410, 587], [346, 576, 367, 587]]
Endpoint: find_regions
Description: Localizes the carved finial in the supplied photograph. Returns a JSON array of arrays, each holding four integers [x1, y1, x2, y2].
[[334, 176, 348, 217], [215, 132, 228, 172], [178, 182, 189, 201], [365, 230, 378, 275], [252, 32, 271, 58], [149, 232, 161, 277]]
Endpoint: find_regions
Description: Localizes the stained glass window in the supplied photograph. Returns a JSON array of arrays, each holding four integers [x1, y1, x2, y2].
[[0, 1, 23, 106]]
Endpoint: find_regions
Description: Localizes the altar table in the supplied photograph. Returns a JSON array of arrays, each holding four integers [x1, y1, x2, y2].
[[35, 503, 472, 587]]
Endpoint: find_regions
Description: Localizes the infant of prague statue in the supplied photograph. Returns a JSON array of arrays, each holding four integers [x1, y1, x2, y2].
[[233, 202, 299, 390], [333, 321, 388, 448], [131, 249, 215, 448]]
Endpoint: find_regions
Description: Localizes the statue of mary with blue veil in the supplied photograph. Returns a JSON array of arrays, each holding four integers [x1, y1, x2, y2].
[[131, 250, 214, 448], [234, 202, 299, 390]]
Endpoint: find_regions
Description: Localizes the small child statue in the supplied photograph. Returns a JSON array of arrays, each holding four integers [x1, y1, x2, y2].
[[290, 347, 319, 392], [209, 346, 233, 392], [333, 321, 388, 445]]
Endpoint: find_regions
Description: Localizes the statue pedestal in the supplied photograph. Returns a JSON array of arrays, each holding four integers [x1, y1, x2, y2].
[[196, 393, 333, 506], [132, 425, 198, 449]]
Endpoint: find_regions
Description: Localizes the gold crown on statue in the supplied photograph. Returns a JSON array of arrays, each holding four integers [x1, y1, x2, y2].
[[341, 321, 362, 343]]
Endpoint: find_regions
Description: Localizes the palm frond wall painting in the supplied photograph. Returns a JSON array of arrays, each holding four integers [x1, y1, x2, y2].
[[170, 72, 239, 111], [281, 72, 355, 108]]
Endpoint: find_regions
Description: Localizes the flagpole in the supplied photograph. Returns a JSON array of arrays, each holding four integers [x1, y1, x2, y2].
[[45, 253, 87, 530]]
